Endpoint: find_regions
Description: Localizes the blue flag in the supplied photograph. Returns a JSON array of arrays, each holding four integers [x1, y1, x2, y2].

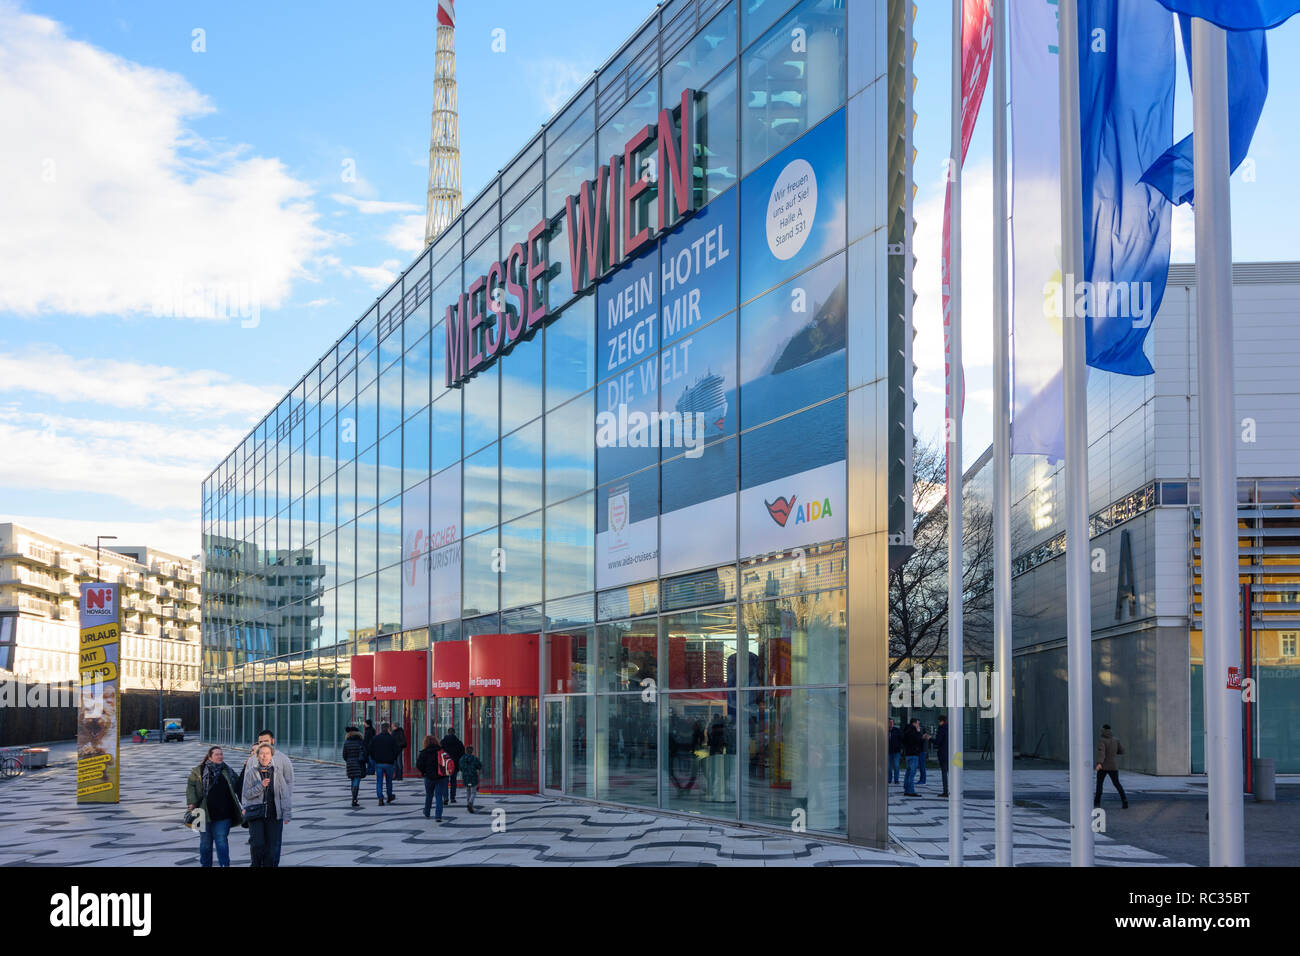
[[1153, 0, 1300, 30], [1079, 0, 1175, 376], [1139, 24, 1267, 205]]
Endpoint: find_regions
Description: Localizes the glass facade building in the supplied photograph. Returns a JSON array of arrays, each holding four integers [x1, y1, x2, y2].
[[201, 0, 911, 845]]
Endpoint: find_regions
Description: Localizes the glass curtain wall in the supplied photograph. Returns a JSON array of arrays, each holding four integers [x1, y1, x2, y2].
[[202, 0, 866, 833]]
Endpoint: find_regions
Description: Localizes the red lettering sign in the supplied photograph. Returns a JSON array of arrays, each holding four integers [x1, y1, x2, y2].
[[87, 589, 107, 610]]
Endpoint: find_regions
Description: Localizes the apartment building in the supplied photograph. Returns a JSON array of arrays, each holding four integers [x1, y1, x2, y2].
[[0, 522, 202, 693]]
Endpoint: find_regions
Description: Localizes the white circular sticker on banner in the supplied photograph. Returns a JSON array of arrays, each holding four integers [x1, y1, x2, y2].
[[765, 158, 818, 261]]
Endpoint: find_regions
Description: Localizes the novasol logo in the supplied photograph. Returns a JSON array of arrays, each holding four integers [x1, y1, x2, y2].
[[49, 886, 151, 936]]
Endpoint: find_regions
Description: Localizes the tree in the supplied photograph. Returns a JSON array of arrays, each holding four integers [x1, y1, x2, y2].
[[889, 438, 996, 674]]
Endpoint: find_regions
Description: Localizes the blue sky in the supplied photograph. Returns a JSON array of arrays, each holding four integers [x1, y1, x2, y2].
[[0, 0, 1297, 557]]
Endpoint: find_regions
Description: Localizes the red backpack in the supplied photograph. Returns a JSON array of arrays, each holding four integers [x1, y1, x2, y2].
[[438, 750, 455, 777]]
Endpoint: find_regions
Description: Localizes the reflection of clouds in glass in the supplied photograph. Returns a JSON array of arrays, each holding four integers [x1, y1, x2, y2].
[[813, 197, 847, 262], [546, 495, 594, 600], [462, 453, 498, 534]]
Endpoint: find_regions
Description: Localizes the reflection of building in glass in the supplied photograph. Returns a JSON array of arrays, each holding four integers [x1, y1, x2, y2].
[[952, 262, 1300, 775], [201, 0, 914, 847]]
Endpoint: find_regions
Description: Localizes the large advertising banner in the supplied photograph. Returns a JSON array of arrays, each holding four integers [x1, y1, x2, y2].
[[659, 438, 737, 576], [595, 467, 659, 589], [77, 583, 120, 804], [401, 476, 432, 630], [428, 463, 462, 624], [738, 109, 846, 305]]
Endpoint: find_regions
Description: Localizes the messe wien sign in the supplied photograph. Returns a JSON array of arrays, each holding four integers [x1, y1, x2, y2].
[[444, 88, 698, 388]]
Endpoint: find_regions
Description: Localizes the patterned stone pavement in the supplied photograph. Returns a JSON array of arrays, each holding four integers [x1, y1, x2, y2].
[[0, 741, 1178, 866]]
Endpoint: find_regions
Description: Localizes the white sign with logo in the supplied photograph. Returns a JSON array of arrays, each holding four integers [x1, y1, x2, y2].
[[739, 459, 846, 558], [596, 483, 658, 589], [428, 463, 463, 624]]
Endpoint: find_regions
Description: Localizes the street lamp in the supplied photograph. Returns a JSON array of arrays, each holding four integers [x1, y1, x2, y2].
[[96, 535, 118, 583]]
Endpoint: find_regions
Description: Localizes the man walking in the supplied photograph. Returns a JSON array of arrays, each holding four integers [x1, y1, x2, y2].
[[369, 722, 400, 806], [363, 718, 376, 773], [1094, 724, 1128, 809], [393, 721, 408, 781], [902, 718, 928, 797], [440, 729, 466, 803], [935, 714, 950, 798], [887, 718, 902, 784]]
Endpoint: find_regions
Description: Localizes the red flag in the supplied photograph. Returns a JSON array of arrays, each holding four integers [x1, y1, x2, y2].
[[941, 0, 993, 461]]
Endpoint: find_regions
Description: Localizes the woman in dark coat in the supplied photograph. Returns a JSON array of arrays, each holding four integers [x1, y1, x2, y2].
[[342, 726, 367, 807], [186, 745, 244, 867], [414, 735, 449, 823]]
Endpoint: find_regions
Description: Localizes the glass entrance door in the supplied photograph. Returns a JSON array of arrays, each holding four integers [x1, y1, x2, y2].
[[468, 696, 538, 792], [544, 698, 563, 792]]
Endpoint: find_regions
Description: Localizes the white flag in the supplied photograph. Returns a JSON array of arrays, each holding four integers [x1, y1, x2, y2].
[[1010, 0, 1065, 460]]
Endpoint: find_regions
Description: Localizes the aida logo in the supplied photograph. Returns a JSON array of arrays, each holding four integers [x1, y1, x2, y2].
[[764, 494, 833, 528], [765, 496, 796, 527]]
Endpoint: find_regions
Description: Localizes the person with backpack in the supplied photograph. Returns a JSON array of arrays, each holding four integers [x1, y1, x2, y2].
[[458, 745, 482, 813], [185, 745, 244, 867], [415, 735, 449, 823], [342, 726, 366, 808], [440, 729, 466, 803]]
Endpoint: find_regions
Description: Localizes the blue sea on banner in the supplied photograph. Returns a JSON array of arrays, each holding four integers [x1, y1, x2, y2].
[[741, 379, 846, 490], [738, 108, 848, 306]]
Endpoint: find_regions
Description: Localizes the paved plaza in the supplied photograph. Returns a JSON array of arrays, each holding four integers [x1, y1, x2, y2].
[[0, 740, 1193, 866]]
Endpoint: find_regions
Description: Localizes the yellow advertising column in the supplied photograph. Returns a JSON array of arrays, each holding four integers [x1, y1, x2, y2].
[[77, 583, 121, 803]]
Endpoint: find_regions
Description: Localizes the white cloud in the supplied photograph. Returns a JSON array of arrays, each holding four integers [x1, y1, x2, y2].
[[384, 213, 428, 255], [0, 407, 245, 514], [525, 58, 592, 115], [0, 345, 284, 418], [331, 193, 420, 215], [0, 4, 329, 317], [349, 261, 402, 290], [1171, 203, 1194, 263]]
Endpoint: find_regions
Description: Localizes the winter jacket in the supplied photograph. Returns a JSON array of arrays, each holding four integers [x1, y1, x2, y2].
[[242, 762, 292, 822], [440, 733, 465, 762], [458, 752, 483, 787], [902, 724, 927, 757], [393, 726, 407, 752], [342, 732, 366, 779], [415, 744, 446, 779], [1095, 729, 1125, 772], [935, 723, 949, 761], [887, 726, 903, 755], [186, 762, 244, 825], [368, 731, 399, 765], [363, 724, 375, 757]]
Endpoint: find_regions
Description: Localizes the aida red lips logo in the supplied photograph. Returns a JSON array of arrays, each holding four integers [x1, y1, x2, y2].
[[765, 495, 797, 527]]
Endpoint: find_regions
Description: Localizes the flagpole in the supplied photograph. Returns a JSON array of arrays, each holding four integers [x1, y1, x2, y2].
[[991, 0, 1013, 868], [1057, 0, 1094, 867], [947, 0, 965, 868], [1190, 15, 1245, 868]]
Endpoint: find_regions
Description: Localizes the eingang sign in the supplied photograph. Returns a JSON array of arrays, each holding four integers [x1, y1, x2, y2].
[[444, 88, 699, 389]]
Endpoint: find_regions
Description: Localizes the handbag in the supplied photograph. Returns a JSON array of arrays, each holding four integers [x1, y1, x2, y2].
[[243, 800, 267, 823]]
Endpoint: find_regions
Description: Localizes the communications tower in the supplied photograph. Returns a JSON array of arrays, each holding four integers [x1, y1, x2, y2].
[[424, 0, 461, 246]]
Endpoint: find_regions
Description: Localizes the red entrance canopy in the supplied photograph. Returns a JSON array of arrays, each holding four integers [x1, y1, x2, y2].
[[469, 633, 539, 697], [373, 650, 427, 700], [350, 655, 374, 701], [430, 641, 469, 697]]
